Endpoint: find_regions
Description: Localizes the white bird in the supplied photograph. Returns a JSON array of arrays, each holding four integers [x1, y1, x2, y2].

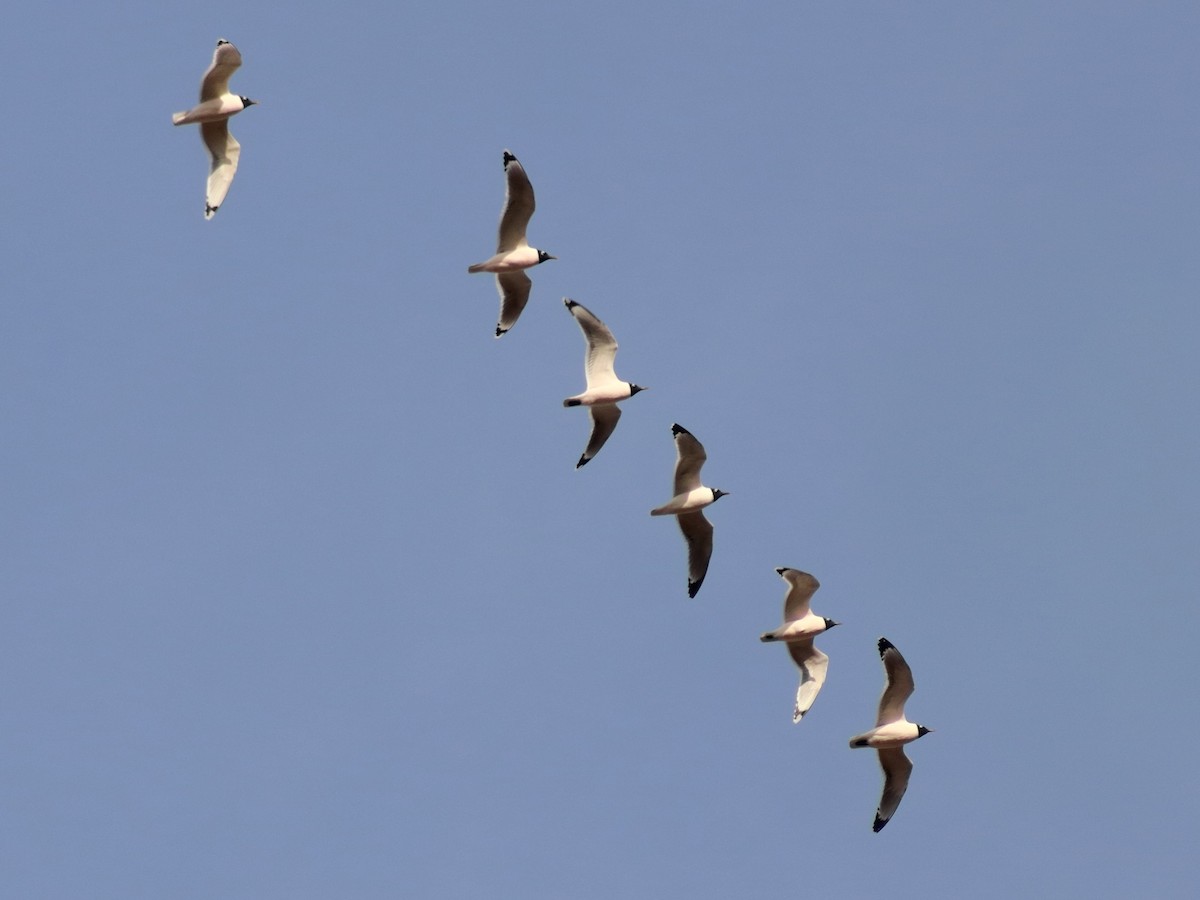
[[468, 150, 556, 337], [172, 39, 257, 219], [849, 637, 934, 832], [562, 299, 646, 468], [759, 568, 839, 723], [650, 424, 729, 597]]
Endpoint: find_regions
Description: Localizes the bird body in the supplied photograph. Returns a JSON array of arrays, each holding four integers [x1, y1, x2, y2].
[[850, 638, 933, 831], [759, 614, 833, 643], [650, 487, 723, 517], [563, 383, 639, 407], [171, 39, 257, 219], [171, 94, 251, 126], [849, 720, 928, 750], [467, 245, 548, 274], [468, 151, 555, 336]]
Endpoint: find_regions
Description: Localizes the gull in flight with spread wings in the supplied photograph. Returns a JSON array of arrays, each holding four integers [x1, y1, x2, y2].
[[759, 568, 839, 722], [468, 150, 556, 337], [650, 424, 729, 598], [849, 638, 934, 832], [562, 299, 646, 468], [172, 39, 257, 219]]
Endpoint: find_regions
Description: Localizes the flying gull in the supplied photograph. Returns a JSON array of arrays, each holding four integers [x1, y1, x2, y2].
[[172, 39, 257, 219], [562, 299, 646, 468], [759, 568, 839, 722], [650, 424, 728, 597], [468, 150, 556, 337], [849, 637, 934, 832]]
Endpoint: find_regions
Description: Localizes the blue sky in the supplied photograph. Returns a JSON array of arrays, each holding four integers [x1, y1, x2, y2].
[[3, 2, 1198, 897]]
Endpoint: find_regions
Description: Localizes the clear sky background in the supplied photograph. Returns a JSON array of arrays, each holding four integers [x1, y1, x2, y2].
[[3, 2, 1197, 897]]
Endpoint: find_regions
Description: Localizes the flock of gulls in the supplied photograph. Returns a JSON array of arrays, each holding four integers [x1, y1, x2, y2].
[[172, 39, 935, 833]]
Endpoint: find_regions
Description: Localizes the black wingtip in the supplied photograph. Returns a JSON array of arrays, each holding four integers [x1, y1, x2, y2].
[[688, 579, 702, 598], [671, 423, 691, 437], [564, 298, 578, 310], [495, 324, 507, 338], [502, 150, 517, 167], [872, 813, 889, 833], [575, 454, 590, 469], [877, 637, 895, 655]]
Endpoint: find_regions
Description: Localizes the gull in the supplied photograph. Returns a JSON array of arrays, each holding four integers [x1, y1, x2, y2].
[[650, 424, 728, 597], [759, 568, 840, 723], [467, 150, 556, 337], [849, 638, 934, 832], [562, 299, 646, 468], [172, 39, 257, 219]]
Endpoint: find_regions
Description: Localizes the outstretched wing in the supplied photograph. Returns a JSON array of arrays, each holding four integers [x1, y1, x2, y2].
[[787, 641, 829, 723], [873, 747, 913, 832], [497, 150, 535, 253], [671, 423, 708, 496], [565, 300, 620, 389], [678, 511, 714, 598], [201, 120, 240, 219], [495, 271, 532, 337], [200, 39, 242, 101], [778, 567, 820, 622], [876, 638, 916, 726], [577, 405, 621, 469]]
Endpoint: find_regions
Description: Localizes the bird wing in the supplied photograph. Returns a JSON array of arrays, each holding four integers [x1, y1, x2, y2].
[[875, 637, 916, 726], [494, 271, 532, 337], [873, 747, 913, 832], [671, 423, 708, 495], [565, 300, 620, 389], [787, 642, 829, 723], [678, 511, 713, 598], [497, 150, 535, 253], [201, 120, 240, 219], [200, 40, 242, 101], [778, 568, 820, 621], [577, 405, 621, 469]]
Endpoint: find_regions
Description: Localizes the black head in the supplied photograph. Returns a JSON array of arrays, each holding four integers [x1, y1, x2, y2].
[[537, 250, 556, 264], [629, 384, 646, 396], [241, 96, 257, 108], [823, 617, 840, 630], [711, 489, 729, 501], [917, 725, 934, 737]]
